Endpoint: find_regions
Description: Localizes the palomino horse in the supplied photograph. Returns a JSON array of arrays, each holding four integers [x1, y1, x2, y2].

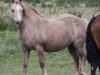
[[11, 0, 87, 75], [86, 14, 100, 75]]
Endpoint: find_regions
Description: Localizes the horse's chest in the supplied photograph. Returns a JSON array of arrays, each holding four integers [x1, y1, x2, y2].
[[20, 33, 43, 48]]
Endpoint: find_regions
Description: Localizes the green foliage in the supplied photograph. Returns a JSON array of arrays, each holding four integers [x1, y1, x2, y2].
[[1, 0, 100, 7], [55, 0, 67, 7], [1, 0, 11, 3], [85, 0, 100, 7], [0, 17, 16, 31], [26, 0, 41, 3], [68, 10, 82, 17], [55, 0, 84, 7], [41, 2, 46, 7], [0, 2, 16, 31], [41, 2, 54, 8], [1, 0, 41, 3], [0, 32, 20, 59]]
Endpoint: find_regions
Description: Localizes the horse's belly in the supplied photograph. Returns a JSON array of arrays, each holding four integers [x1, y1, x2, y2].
[[43, 32, 74, 52], [44, 45, 66, 52], [43, 40, 72, 52]]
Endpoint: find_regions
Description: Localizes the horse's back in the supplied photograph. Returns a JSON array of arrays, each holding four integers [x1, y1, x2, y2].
[[57, 14, 87, 41]]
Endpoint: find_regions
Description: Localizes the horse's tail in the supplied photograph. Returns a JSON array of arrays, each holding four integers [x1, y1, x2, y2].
[[86, 16, 99, 64]]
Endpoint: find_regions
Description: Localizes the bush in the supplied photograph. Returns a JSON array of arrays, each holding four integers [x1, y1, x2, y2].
[[0, 17, 16, 31], [55, 0, 85, 7], [85, 0, 100, 7], [26, 0, 41, 3], [55, 0, 67, 7], [1, 0, 41, 4], [68, 10, 82, 17], [0, 2, 16, 31]]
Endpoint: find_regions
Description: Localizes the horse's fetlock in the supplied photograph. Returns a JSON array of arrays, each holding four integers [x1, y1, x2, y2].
[[24, 64, 27, 68], [40, 63, 44, 68]]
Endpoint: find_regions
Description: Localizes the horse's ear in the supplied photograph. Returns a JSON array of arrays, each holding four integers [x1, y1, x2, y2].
[[93, 14, 95, 18], [12, 0, 14, 3]]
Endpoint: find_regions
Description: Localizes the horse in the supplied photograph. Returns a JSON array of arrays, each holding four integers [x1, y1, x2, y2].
[[11, 0, 87, 75], [86, 14, 100, 75]]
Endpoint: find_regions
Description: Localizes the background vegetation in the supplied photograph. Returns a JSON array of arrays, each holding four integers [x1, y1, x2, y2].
[[0, 0, 100, 75], [0, 0, 100, 31]]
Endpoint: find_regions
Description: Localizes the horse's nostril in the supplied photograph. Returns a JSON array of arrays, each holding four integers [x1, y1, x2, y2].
[[16, 21, 19, 25], [16, 21, 22, 25]]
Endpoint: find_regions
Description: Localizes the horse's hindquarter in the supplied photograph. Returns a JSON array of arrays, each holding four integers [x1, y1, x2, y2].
[[42, 19, 74, 52], [70, 17, 87, 43], [91, 17, 100, 49]]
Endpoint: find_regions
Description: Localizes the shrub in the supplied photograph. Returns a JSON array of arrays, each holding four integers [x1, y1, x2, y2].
[[85, 0, 100, 7], [0, 16, 16, 31], [68, 10, 82, 17]]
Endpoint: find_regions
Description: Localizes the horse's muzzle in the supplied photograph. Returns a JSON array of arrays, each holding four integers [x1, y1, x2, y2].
[[16, 21, 22, 28]]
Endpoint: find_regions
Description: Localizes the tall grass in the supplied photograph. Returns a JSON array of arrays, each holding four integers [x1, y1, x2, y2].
[[0, 2, 16, 31], [0, 32, 20, 60], [1, 0, 100, 7], [85, 0, 100, 7]]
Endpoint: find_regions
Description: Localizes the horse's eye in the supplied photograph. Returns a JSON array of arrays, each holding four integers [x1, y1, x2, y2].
[[12, 9, 14, 12]]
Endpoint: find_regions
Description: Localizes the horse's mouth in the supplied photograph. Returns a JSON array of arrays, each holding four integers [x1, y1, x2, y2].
[[16, 21, 23, 28]]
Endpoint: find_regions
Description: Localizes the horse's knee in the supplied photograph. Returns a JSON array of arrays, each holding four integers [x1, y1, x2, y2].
[[39, 60, 45, 68], [77, 51, 85, 60]]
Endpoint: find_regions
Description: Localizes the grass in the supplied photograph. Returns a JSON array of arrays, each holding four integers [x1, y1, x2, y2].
[[0, 31, 100, 75]]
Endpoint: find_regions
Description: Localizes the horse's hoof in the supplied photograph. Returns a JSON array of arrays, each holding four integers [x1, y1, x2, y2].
[[74, 72, 87, 75]]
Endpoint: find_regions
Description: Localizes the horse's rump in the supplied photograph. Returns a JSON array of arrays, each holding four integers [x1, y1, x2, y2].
[[86, 16, 100, 64]]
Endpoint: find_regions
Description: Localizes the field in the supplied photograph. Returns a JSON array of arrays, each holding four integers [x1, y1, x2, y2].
[[0, 1, 100, 75]]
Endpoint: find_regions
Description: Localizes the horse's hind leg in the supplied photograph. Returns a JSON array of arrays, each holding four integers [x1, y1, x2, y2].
[[90, 63, 97, 75], [72, 40, 86, 75], [68, 44, 80, 75]]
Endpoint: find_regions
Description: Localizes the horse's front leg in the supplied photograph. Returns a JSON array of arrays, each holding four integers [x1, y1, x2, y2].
[[36, 45, 47, 75], [23, 47, 30, 75]]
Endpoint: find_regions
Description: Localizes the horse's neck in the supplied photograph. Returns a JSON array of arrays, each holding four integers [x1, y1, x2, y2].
[[19, 14, 45, 35]]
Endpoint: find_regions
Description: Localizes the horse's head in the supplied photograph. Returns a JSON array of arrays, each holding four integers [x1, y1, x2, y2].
[[11, 0, 25, 28]]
